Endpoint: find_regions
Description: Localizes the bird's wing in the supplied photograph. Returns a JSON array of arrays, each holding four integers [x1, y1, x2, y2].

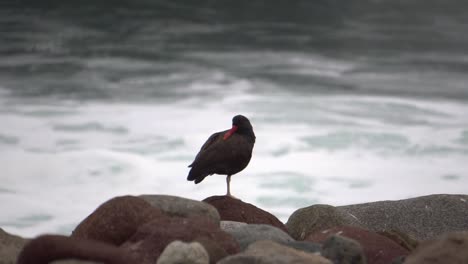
[[188, 131, 225, 167]]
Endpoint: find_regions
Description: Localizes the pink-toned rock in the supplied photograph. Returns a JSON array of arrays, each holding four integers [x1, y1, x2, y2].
[[203, 195, 288, 233], [17, 235, 135, 264], [306, 226, 409, 264], [72, 195, 164, 246], [121, 215, 240, 264], [403, 231, 468, 264]]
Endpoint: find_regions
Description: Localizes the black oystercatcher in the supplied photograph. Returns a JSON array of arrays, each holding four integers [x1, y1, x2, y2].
[[187, 115, 256, 196]]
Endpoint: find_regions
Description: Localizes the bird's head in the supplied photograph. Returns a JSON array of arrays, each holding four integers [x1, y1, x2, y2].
[[223, 115, 255, 140]]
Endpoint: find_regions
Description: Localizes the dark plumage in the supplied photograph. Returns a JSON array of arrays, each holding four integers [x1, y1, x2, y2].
[[187, 115, 256, 196]]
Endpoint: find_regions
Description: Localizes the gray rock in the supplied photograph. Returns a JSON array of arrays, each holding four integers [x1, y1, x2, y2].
[[220, 221, 247, 232], [222, 224, 294, 250], [286, 204, 363, 240], [0, 228, 29, 264], [279, 240, 321, 254], [139, 195, 220, 224], [321, 235, 366, 264], [403, 231, 468, 264], [219, 240, 332, 264], [156, 240, 209, 264], [337, 194, 468, 240]]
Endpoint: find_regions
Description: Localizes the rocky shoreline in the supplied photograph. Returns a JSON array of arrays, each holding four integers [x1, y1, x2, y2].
[[2, 194, 468, 264]]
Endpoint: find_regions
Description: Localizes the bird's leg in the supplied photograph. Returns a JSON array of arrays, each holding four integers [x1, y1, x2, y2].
[[226, 175, 231, 196]]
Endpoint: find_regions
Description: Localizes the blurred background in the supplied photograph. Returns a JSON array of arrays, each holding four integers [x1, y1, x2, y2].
[[1, 0, 468, 237]]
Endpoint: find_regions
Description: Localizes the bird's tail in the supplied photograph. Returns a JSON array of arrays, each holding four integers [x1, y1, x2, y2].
[[187, 168, 207, 184]]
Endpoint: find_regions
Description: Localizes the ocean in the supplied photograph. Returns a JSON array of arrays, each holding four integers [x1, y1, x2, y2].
[[1, 0, 468, 237]]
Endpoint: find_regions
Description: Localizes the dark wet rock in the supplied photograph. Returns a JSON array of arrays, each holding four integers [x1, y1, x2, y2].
[[218, 240, 332, 264], [321, 235, 366, 264], [140, 194, 220, 224], [156, 240, 209, 264], [391, 256, 406, 264], [286, 204, 362, 240], [377, 230, 419, 251], [194, 236, 229, 264], [403, 231, 468, 264], [308, 226, 408, 264], [0, 228, 29, 264], [203, 195, 288, 233], [337, 194, 468, 240], [222, 223, 294, 250], [17, 235, 134, 264], [71, 195, 164, 246], [121, 215, 239, 264]]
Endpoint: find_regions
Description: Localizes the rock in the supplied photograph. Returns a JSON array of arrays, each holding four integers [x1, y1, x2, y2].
[[121, 215, 239, 264], [278, 240, 321, 254], [377, 230, 419, 251], [307, 226, 409, 264], [140, 194, 220, 224], [222, 223, 294, 250], [0, 228, 29, 264], [337, 194, 468, 240], [194, 236, 229, 264], [403, 231, 468, 264], [219, 240, 332, 264], [17, 235, 134, 264], [286, 204, 362, 240], [71, 195, 164, 246], [203, 195, 288, 233], [220, 220, 248, 232], [391, 256, 406, 264], [157, 240, 209, 264], [321, 235, 366, 264]]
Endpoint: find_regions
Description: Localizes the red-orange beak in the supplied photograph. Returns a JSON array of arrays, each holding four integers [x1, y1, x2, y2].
[[223, 125, 238, 140]]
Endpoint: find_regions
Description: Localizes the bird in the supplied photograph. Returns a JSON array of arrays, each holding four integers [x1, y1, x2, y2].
[[187, 115, 256, 196]]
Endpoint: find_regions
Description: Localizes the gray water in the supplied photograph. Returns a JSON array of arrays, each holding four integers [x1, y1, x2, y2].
[[1, 0, 468, 237]]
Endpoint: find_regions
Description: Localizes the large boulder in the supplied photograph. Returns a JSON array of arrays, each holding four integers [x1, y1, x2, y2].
[[203, 196, 288, 233], [218, 240, 332, 264], [403, 231, 468, 264], [17, 235, 134, 264], [337, 194, 468, 240], [288, 194, 468, 241], [286, 204, 362, 240], [156, 240, 209, 264], [0, 228, 29, 264], [71, 195, 164, 245], [140, 195, 220, 224], [307, 226, 409, 264], [121, 215, 239, 264], [222, 223, 294, 250]]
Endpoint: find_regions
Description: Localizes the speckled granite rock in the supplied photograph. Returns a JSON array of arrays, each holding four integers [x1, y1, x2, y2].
[[286, 204, 362, 240], [288, 194, 468, 241], [0, 228, 29, 264], [337, 194, 468, 240]]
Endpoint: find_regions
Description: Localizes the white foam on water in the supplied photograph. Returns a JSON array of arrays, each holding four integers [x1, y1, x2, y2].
[[0, 91, 467, 237]]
